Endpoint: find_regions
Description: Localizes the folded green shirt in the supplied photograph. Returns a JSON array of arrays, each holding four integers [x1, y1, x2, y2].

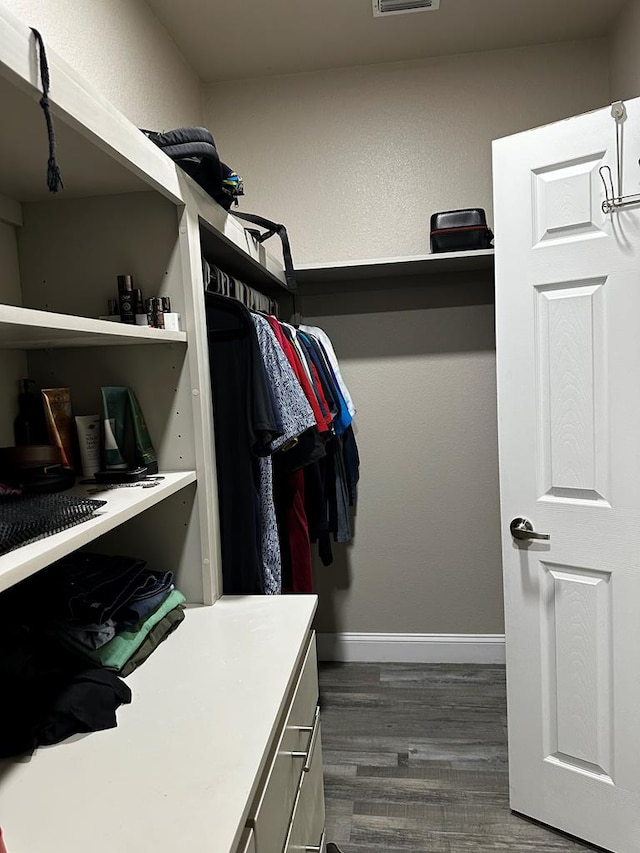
[[120, 606, 185, 678], [67, 589, 186, 671]]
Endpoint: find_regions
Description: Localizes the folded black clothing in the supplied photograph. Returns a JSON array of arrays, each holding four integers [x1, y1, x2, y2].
[[5, 551, 150, 625], [0, 623, 131, 758], [56, 552, 151, 624], [37, 668, 131, 747]]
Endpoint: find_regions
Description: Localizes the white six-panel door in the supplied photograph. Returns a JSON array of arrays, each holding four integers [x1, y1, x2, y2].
[[493, 99, 640, 851]]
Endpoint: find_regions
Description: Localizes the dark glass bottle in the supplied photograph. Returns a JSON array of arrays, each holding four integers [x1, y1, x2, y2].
[[13, 379, 48, 445]]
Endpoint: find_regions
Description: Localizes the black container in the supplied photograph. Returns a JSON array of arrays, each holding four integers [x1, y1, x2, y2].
[[146, 297, 164, 329], [117, 274, 136, 324], [430, 209, 494, 253]]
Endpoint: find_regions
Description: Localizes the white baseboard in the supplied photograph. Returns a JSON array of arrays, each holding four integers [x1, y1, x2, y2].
[[316, 632, 506, 664]]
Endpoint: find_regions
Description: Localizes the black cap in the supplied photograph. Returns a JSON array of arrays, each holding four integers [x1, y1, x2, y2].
[[117, 275, 133, 291]]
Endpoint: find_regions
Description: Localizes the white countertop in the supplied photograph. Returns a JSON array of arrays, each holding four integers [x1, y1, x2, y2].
[[0, 595, 318, 853]]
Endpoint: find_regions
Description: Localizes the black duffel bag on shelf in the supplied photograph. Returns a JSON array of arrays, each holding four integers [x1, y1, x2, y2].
[[141, 126, 296, 290]]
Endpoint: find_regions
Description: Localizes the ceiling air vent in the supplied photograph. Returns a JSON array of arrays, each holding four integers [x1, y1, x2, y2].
[[373, 0, 440, 16]]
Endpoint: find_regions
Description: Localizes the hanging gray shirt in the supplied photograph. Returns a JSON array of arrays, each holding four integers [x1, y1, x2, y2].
[[252, 315, 317, 595]]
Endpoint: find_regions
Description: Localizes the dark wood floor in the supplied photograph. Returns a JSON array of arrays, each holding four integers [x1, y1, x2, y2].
[[318, 662, 599, 853]]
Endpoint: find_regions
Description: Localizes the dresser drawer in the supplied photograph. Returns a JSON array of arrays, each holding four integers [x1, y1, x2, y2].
[[285, 720, 325, 853], [249, 632, 320, 853]]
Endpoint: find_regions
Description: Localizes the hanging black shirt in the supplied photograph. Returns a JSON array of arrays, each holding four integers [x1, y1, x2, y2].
[[205, 293, 281, 594]]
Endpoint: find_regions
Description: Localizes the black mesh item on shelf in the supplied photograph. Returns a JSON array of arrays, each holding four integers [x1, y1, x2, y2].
[[0, 493, 107, 555]]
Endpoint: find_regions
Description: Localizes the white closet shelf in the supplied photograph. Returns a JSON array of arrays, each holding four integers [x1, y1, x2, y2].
[[0, 305, 187, 349], [0, 470, 196, 593], [296, 248, 495, 285], [0, 596, 318, 853]]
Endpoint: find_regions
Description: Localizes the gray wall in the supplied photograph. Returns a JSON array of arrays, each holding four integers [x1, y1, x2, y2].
[[610, 0, 640, 100], [205, 40, 610, 635], [4, 0, 203, 128], [204, 40, 609, 263], [302, 278, 499, 635]]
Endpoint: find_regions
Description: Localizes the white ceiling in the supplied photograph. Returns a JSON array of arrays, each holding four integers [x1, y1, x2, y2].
[[144, 0, 627, 84]]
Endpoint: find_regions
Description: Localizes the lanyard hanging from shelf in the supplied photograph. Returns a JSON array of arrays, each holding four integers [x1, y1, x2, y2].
[[30, 28, 64, 193]]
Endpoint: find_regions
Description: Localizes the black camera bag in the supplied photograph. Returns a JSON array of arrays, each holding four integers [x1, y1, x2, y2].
[[430, 208, 494, 253]]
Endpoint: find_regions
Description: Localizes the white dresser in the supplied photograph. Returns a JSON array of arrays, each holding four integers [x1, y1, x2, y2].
[[0, 596, 326, 853]]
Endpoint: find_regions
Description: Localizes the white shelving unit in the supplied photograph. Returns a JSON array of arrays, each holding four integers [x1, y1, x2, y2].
[[0, 7, 324, 852], [0, 1, 288, 606]]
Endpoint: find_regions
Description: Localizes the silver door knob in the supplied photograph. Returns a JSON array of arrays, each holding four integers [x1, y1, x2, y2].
[[510, 517, 550, 542]]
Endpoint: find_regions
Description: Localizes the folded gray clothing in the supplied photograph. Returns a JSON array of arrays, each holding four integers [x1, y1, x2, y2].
[[66, 620, 116, 649]]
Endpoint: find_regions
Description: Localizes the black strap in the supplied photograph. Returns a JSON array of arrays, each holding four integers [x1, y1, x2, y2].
[[233, 211, 296, 291], [30, 28, 63, 193]]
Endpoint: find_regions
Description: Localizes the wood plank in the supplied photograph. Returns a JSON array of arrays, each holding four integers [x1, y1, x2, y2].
[[350, 815, 595, 851]]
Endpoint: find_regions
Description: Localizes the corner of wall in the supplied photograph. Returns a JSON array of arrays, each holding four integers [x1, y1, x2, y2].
[[2, 0, 205, 128]]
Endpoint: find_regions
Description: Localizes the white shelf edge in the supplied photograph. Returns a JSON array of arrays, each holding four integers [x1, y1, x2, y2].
[[296, 249, 495, 283], [297, 248, 495, 272], [0, 470, 196, 593], [0, 304, 187, 349]]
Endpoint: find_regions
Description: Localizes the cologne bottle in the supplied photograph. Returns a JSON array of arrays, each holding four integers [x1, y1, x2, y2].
[[117, 274, 136, 324], [146, 296, 164, 329]]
